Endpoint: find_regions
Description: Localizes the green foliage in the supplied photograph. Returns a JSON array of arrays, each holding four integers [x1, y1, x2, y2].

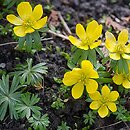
[[16, 92, 42, 119], [0, 75, 22, 120], [10, 58, 48, 85], [2, 0, 25, 9], [83, 111, 96, 125], [0, 24, 12, 35], [51, 98, 65, 110], [57, 121, 70, 130], [113, 105, 130, 122], [28, 113, 50, 130]]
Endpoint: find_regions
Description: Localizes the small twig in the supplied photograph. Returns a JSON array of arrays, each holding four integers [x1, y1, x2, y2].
[[94, 121, 122, 130], [123, 121, 130, 129], [0, 37, 53, 47], [36, 52, 42, 62], [58, 11, 72, 34], [48, 29, 69, 40]]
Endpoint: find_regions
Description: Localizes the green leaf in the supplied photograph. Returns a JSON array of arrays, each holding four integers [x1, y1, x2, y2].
[[96, 77, 112, 83], [32, 31, 42, 50], [25, 34, 32, 52], [95, 47, 104, 58], [122, 59, 129, 74]]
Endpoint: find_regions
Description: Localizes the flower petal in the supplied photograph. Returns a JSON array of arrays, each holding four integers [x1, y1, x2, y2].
[[76, 24, 86, 40], [86, 20, 98, 36], [72, 82, 84, 99], [17, 2, 32, 20], [68, 36, 82, 47], [13, 26, 26, 37], [101, 85, 110, 97], [109, 91, 119, 101], [89, 70, 99, 79], [112, 74, 123, 85], [107, 102, 117, 112], [25, 27, 35, 34], [122, 53, 130, 60], [90, 40, 101, 49], [124, 44, 130, 53], [89, 91, 101, 100], [81, 60, 93, 72], [118, 29, 128, 44], [109, 53, 120, 60], [33, 16, 47, 30], [63, 70, 81, 86], [90, 101, 101, 110], [78, 45, 89, 50], [105, 31, 116, 52], [98, 105, 108, 118], [122, 79, 130, 88], [91, 25, 102, 42], [6, 14, 23, 25], [86, 79, 98, 94], [32, 4, 43, 21]]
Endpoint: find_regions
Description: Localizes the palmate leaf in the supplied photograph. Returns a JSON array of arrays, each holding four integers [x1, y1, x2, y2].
[[28, 113, 50, 130], [16, 92, 42, 119], [0, 75, 22, 121], [10, 58, 48, 85]]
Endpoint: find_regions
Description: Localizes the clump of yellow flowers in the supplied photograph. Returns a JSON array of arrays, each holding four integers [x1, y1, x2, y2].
[[7, 2, 47, 37], [63, 19, 130, 118]]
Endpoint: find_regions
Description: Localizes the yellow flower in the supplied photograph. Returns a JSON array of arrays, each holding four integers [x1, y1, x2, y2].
[[105, 29, 130, 60], [63, 60, 99, 99], [68, 20, 102, 50], [89, 85, 119, 118], [113, 73, 130, 89], [6, 2, 47, 37]]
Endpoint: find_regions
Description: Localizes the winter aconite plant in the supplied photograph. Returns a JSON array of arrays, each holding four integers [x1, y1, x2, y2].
[[6, 2, 48, 52]]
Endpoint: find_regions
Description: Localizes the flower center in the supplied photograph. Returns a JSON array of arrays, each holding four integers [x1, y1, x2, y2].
[[82, 37, 92, 46], [116, 44, 125, 54], [100, 96, 109, 104], [79, 73, 87, 84], [23, 19, 34, 28]]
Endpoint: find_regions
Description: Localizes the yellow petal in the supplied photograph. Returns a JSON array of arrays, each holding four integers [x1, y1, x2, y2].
[[13, 26, 26, 37], [90, 101, 101, 110], [109, 53, 120, 60], [118, 29, 128, 44], [89, 70, 99, 79], [112, 74, 123, 85], [124, 44, 130, 53], [86, 20, 98, 36], [89, 91, 101, 100], [91, 25, 102, 42], [81, 60, 93, 72], [122, 53, 130, 60], [122, 79, 130, 88], [63, 70, 81, 86], [78, 45, 89, 50], [107, 102, 117, 112], [98, 105, 108, 118], [109, 91, 119, 101], [72, 82, 84, 99], [86, 79, 98, 94], [6, 14, 23, 25], [33, 16, 47, 30], [76, 24, 86, 40], [32, 4, 43, 21], [105, 31, 116, 52], [25, 27, 35, 34], [90, 40, 101, 49], [68, 36, 82, 47], [101, 85, 110, 96], [17, 2, 32, 20]]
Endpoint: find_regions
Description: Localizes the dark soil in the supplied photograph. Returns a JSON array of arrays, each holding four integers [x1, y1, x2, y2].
[[1, 0, 130, 130]]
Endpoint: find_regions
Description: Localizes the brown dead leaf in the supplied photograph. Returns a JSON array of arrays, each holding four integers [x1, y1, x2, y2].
[[121, 16, 130, 23], [106, 17, 125, 31], [48, 10, 60, 27], [34, 82, 43, 90]]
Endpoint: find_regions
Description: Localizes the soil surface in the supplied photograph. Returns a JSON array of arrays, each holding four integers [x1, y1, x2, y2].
[[0, 0, 130, 130]]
